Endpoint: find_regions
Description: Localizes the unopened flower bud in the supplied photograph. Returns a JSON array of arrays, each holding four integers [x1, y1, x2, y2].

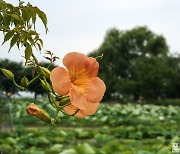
[[39, 66, 50, 79], [40, 79, 51, 91], [21, 76, 29, 87], [26, 103, 51, 123], [0, 68, 14, 80]]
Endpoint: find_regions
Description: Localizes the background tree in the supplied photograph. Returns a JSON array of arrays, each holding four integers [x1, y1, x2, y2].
[[164, 55, 180, 98], [130, 57, 174, 101], [89, 26, 171, 102]]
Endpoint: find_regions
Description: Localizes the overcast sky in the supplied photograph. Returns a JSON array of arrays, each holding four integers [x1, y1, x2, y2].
[[0, 0, 180, 63]]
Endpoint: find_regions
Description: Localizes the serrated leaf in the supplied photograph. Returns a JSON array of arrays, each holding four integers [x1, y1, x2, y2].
[[0, 25, 10, 31], [37, 43, 41, 51], [36, 8, 48, 32], [31, 8, 36, 25], [6, 4, 13, 10], [16, 41, 20, 49], [19, 1, 25, 6], [0, 12, 3, 21], [25, 43, 32, 60], [27, 36, 34, 45], [3, 31, 14, 44], [9, 34, 19, 52], [4, 14, 11, 26], [29, 30, 38, 35], [38, 38, 43, 46], [22, 7, 32, 23], [7, 13, 22, 21]]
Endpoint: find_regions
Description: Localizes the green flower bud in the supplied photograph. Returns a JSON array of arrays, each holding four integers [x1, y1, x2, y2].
[[21, 76, 29, 87], [48, 93, 55, 104], [39, 66, 50, 79], [40, 79, 51, 91], [0, 68, 14, 80]]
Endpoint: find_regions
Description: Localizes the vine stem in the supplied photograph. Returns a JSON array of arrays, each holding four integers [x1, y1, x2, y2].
[[28, 74, 41, 86], [32, 54, 39, 65], [13, 79, 25, 91], [52, 109, 60, 126]]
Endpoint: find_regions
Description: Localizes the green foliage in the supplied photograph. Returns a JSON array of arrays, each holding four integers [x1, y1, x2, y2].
[[131, 57, 174, 100], [0, 97, 179, 153], [25, 43, 32, 60], [89, 26, 180, 102], [0, 0, 48, 60], [8, 98, 180, 128], [0, 108, 178, 154]]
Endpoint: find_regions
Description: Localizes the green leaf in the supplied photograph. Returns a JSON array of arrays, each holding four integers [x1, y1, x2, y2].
[[25, 43, 32, 60], [36, 43, 42, 51], [0, 12, 3, 22], [9, 34, 19, 52], [7, 13, 22, 21], [31, 8, 36, 25], [0, 25, 10, 31], [38, 38, 43, 46], [6, 3, 13, 10], [19, 1, 25, 6], [36, 8, 48, 32], [27, 36, 35, 46], [6, 137, 17, 144], [29, 30, 38, 35], [4, 14, 11, 26], [75, 143, 95, 154], [22, 8, 31, 22], [49, 144, 63, 152], [60, 149, 77, 154], [3, 31, 14, 44]]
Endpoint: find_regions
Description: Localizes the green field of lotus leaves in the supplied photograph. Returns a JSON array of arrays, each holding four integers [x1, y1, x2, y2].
[[0, 98, 180, 154]]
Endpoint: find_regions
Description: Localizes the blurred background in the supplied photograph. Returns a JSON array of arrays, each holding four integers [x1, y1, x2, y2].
[[0, 0, 180, 154]]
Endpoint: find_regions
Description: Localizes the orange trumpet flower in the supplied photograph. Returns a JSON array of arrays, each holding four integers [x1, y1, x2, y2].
[[50, 52, 106, 117]]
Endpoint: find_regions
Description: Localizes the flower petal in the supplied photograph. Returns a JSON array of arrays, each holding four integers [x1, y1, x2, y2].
[[75, 111, 85, 118], [85, 77, 106, 103], [63, 52, 89, 71], [64, 104, 85, 118], [50, 67, 71, 95], [69, 87, 88, 110], [26, 103, 40, 116], [81, 102, 100, 116], [86, 57, 99, 77], [63, 104, 76, 115]]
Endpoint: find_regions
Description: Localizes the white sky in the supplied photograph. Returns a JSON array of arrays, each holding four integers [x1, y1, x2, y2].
[[0, 0, 180, 63]]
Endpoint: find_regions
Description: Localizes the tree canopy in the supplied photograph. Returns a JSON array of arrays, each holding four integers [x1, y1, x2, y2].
[[89, 26, 180, 102]]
